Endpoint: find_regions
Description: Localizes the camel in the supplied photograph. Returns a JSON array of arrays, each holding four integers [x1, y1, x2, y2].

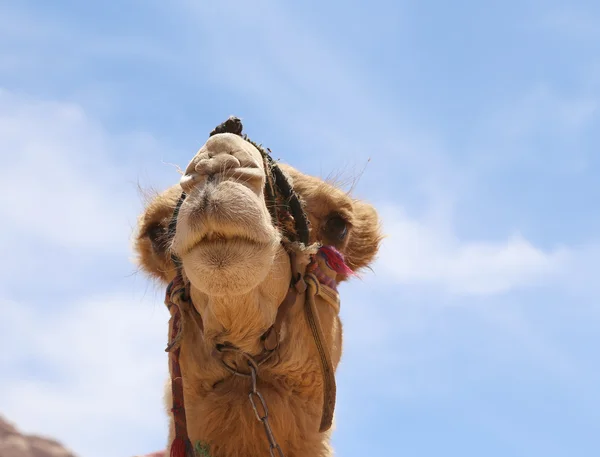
[[134, 117, 382, 457]]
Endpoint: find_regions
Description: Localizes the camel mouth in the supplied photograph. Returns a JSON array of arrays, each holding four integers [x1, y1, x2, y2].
[[179, 226, 281, 295], [182, 231, 270, 256]]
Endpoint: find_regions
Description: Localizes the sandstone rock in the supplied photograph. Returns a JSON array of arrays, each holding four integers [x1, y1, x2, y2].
[[0, 416, 77, 457]]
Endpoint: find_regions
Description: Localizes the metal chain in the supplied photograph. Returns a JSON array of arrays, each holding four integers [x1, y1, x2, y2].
[[213, 343, 285, 456], [248, 363, 285, 457]]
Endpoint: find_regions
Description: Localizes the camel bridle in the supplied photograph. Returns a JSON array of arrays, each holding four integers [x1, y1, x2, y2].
[[163, 117, 343, 457]]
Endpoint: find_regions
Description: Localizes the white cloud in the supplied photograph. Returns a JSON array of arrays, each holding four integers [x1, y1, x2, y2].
[[0, 89, 179, 456], [0, 88, 186, 294], [0, 89, 175, 254], [376, 204, 570, 295], [0, 292, 171, 457]]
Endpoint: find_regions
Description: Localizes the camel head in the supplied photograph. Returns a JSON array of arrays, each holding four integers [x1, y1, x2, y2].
[[133, 117, 382, 457], [136, 118, 381, 351]]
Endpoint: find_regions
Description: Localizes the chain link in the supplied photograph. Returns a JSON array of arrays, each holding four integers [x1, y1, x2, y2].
[[248, 363, 285, 457]]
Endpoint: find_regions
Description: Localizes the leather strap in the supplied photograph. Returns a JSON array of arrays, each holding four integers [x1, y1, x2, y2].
[[304, 273, 337, 432]]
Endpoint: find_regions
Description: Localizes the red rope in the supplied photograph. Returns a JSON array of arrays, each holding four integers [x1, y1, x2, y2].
[[165, 278, 195, 457]]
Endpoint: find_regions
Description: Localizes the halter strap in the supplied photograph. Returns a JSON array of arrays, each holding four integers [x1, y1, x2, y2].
[[304, 273, 337, 432]]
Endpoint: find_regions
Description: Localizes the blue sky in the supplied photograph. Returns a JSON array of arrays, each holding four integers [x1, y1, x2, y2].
[[1, 1, 599, 456]]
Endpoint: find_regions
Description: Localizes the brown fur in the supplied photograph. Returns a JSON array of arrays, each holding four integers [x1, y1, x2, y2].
[[134, 133, 382, 457]]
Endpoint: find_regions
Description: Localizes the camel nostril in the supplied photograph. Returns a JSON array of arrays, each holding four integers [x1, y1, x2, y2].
[[180, 173, 201, 194], [194, 158, 211, 175]]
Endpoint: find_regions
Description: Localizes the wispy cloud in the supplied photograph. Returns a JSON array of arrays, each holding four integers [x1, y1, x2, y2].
[[502, 84, 598, 138], [0, 89, 175, 456], [0, 89, 183, 289], [0, 90, 134, 252], [540, 7, 600, 41], [0, 293, 170, 457], [174, 0, 420, 168], [376, 204, 570, 295]]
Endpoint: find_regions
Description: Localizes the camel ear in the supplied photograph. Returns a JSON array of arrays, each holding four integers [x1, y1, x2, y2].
[[344, 199, 383, 272], [134, 185, 181, 283]]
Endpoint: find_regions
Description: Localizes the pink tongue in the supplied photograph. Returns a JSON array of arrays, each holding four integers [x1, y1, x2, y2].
[[318, 246, 354, 276]]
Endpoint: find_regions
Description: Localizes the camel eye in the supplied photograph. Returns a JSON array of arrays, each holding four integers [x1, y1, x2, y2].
[[146, 223, 168, 253], [324, 214, 348, 241]]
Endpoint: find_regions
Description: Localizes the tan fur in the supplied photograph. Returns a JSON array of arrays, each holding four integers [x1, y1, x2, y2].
[[134, 133, 382, 457]]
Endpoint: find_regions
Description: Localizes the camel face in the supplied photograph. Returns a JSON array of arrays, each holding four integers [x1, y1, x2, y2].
[[171, 133, 281, 296]]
